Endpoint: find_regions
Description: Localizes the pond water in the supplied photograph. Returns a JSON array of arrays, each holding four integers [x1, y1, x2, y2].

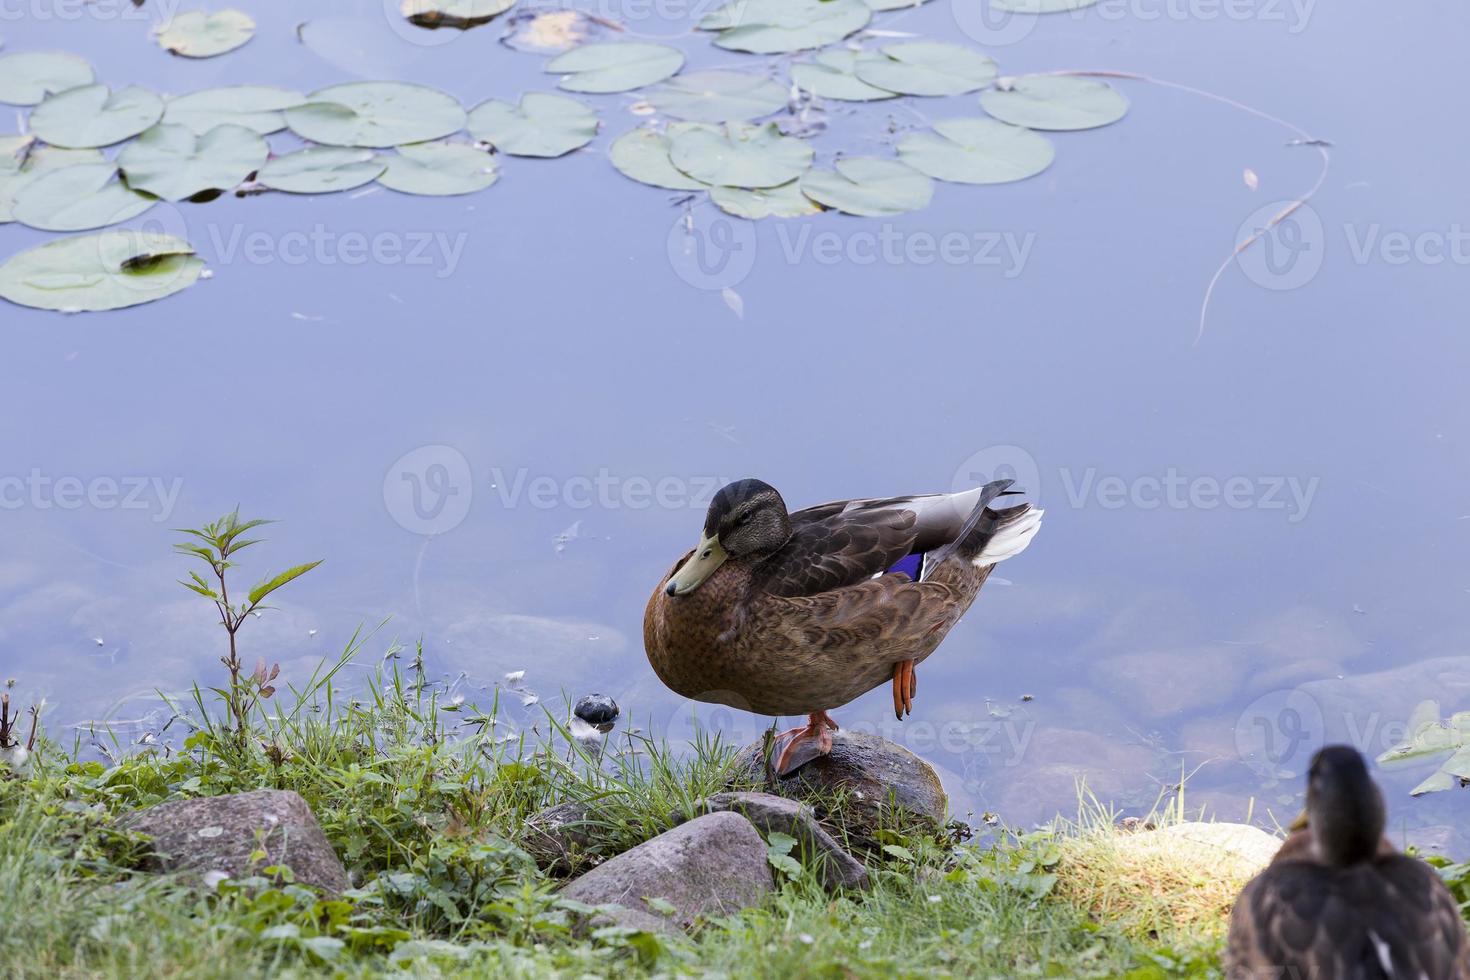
[[3, 1, 1469, 846]]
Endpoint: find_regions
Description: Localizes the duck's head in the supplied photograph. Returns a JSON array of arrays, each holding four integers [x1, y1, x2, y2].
[[1306, 745, 1385, 866], [665, 478, 792, 596]]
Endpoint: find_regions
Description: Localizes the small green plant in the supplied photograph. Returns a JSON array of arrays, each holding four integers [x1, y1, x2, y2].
[[174, 510, 321, 750]]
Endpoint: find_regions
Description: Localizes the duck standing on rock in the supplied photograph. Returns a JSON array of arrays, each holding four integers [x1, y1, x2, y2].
[[1226, 745, 1470, 979], [643, 477, 1041, 775]]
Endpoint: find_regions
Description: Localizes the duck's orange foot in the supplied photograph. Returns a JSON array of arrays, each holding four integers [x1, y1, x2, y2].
[[773, 711, 839, 776], [892, 659, 916, 720]]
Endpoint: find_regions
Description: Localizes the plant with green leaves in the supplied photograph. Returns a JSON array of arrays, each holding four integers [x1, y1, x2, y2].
[[174, 511, 321, 749]]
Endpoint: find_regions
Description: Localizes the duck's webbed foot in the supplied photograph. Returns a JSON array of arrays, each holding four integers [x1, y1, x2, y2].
[[773, 711, 839, 776], [892, 659, 916, 720]]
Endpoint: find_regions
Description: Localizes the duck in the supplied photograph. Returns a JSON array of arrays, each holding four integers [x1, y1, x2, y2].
[[643, 477, 1041, 774], [1226, 745, 1470, 979]]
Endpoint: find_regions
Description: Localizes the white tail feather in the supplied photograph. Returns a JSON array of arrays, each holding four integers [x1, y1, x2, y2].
[[973, 507, 1043, 567]]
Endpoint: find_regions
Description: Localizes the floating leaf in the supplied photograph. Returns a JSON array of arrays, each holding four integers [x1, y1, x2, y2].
[[992, 0, 1101, 11], [897, 117, 1052, 184], [118, 124, 267, 201], [155, 10, 256, 58], [163, 86, 305, 135], [711, 180, 819, 219], [401, 0, 515, 30], [645, 71, 787, 123], [0, 51, 94, 106], [0, 146, 105, 222], [669, 122, 812, 189], [700, 0, 871, 55], [608, 128, 708, 191], [12, 163, 156, 231], [546, 42, 684, 94], [799, 157, 932, 216], [286, 82, 466, 147], [29, 85, 164, 148], [980, 74, 1128, 131], [257, 147, 386, 194], [467, 92, 596, 157], [377, 141, 498, 195], [855, 41, 998, 97], [791, 50, 898, 102], [0, 230, 203, 313]]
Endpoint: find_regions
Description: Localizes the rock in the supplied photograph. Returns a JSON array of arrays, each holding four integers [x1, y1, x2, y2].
[[522, 800, 603, 876], [681, 792, 868, 891], [119, 789, 349, 895], [730, 732, 947, 855], [560, 811, 773, 930]]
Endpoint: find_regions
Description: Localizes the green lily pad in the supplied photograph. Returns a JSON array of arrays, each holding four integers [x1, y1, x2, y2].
[[467, 92, 597, 157], [11, 163, 156, 231], [992, 0, 1101, 11], [163, 86, 305, 135], [979, 74, 1128, 130], [257, 147, 387, 194], [700, 0, 870, 54], [799, 157, 932, 216], [377, 141, 499, 195], [401, 0, 516, 29], [669, 122, 812, 189], [645, 71, 788, 123], [711, 180, 820, 219], [547, 42, 684, 94], [155, 10, 256, 58], [0, 230, 204, 313], [0, 146, 106, 222], [0, 51, 94, 106], [29, 85, 164, 148], [608, 128, 708, 191], [897, 117, 1053, 184], [855, 41, 998, 97], [286, 82, 466, 147], [118, 124, 268, 201], [791, 50, 898, 102]]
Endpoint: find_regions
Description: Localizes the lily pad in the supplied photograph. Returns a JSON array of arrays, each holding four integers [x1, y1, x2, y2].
[[855, 42, 998, 97], [118, 124, 268, 201], [669, 122, 812, 189], [0, 230, 204, 313], [257, 147, 387, 194], [799, 157, 932, 216], [645, 71, 787, 123], [699, 0, 870, 54], [377, 141, 499, 195], [979, 74, 1128, 131], [401, 0, 516, 29], [467, 92, 596, 157], [163, 86, 304, 135], [897, 117, 1053, 184], [546, 42, 684, 94], [0, 51, 94, 106], [608, 128, 708, 191], [992, 0, 1101, 11], [11, 163, 156, 231], [711, 180, 820, 219], [29, 85, 164, 148], [155, 10, 256, 58], [0, 146, 106, 222], [285, 82, 466, 147], [791, 50, 898, 102]]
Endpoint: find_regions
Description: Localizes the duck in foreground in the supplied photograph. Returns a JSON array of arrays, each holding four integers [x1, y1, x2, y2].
[[1226, 745, 1470, 979], [643, 477, 1041, 775]]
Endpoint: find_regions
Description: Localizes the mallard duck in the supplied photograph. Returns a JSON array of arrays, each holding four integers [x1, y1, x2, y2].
[[1226, 745, 1470, 979], [643, 477, 1041, 774]]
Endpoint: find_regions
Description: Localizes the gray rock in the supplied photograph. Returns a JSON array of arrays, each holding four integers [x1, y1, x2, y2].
[[560, 811, 773, 930], [522, 800, 603, 876], [681, 792, 868, 891], [119, 789, 348, 895], [730, 731, 947, 856]]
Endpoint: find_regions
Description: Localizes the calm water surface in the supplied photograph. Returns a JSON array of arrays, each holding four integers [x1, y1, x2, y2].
[[3, 1, 1469, 844]]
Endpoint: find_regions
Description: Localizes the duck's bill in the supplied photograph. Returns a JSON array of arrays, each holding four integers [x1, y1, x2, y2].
[[666, 534, 727, 596]]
